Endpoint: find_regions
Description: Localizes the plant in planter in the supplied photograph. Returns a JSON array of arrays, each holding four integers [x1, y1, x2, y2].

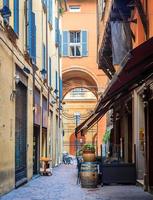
[[82, 144, 95, 153], [82, 144, 96, 162]]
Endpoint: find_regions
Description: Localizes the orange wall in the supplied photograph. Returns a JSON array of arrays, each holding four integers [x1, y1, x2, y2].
[[131, 0, 153, 48], [61, 0, 107, 155], [62, 0, 107, 88]]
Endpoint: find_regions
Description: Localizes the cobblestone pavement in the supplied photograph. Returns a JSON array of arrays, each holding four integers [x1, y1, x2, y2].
[[1, 164, 153, 200]]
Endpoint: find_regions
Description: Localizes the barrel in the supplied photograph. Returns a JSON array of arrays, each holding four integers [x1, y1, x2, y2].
[[80, 162, 98, 188]]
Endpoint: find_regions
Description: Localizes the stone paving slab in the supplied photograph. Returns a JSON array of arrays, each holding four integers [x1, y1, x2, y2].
[[0, 164, 153, 200]]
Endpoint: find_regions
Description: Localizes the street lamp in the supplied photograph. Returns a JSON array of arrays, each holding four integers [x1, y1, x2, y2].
[[0, 6, 11, 19], [74, 112, 80, 157]]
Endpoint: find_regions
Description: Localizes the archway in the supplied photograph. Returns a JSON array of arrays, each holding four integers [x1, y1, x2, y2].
[[62, 68, 99, 99]]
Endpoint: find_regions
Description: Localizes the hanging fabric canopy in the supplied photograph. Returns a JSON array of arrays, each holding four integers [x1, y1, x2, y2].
[[75, 37, 153, 134]]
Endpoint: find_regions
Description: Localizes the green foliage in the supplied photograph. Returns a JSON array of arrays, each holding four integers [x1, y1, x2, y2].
[[82, 143, 95, 153], [103, 129, 111, 144]]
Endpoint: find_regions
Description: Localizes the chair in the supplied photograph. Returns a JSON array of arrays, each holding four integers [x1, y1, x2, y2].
[[76, 157, 82, 184]]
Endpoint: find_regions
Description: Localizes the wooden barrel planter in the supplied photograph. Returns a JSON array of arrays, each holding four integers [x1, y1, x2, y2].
[[83, 151, 96, 162], [80, 162, 98, 188]]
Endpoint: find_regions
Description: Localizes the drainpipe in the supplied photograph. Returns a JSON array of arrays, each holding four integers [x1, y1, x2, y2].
[[46, 5, 49, 159]]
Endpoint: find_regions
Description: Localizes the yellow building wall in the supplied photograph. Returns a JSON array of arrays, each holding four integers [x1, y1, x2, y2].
[[0, 0, 63, 195]]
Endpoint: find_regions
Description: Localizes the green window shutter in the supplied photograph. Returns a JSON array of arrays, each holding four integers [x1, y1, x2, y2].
[[62, 31, 68, 56], [81, 30, 88, 56]]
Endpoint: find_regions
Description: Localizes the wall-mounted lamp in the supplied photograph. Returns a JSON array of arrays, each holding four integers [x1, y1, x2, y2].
[[51, 100, 56, 104], [40, 68, 47, 76], [23, 66, 30, 74], [0, 6, 11, 18], [54, 89, 59, 94], [14, 74, 20, 84], [28, 87, 33, 94]]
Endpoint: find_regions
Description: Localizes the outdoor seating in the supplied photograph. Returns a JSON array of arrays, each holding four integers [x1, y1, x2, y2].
[[40, 157, 52, 176], [76, 157, 82, 184]]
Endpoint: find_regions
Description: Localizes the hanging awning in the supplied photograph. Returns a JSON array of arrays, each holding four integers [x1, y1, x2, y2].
[[75, 37, 153, 134], [75, 98, 114, 134], [97, 36, 153, 111]]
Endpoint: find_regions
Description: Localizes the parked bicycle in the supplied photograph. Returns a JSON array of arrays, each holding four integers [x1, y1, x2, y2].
[[63, 153, 73, 165]]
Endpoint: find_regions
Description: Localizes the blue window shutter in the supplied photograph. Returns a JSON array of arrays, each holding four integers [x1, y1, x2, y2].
[[49, 57, 52, 86], [59, 34, 62, 56], [31, 12, 36, 63], [82, 31, 88, 56], [48, 0, 52, 24], [62, 31, 68, 56], [43, 44, 46, 69], [14, 0, 19, 35], [27, 0, 32, 54], [59, 77, 63, 101], [55, 17, 59, 46], [55, 71, 58, 92]]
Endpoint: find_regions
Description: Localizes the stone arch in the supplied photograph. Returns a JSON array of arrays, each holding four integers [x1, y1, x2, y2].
[[62, 67, 99, 99]]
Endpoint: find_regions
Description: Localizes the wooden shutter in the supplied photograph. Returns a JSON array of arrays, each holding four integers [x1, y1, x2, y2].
[[31, 12, 36, 63], [27, 0, 32, 54], [55, 17, 59, 46], [43, 43, 46, 70], [59, 77, 63, 101], [62, 31, 68, 56], [81, 30, 88, 56], [49, 57, 52, 86], [48, 0, 52, 24], [14, 0, 19, 34]]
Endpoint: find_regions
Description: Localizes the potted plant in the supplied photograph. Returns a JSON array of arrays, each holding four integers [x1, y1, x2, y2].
[[82, 144, 96, 162]]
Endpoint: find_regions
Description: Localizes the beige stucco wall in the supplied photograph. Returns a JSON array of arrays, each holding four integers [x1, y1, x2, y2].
[[0, 0, 63, 195], [0, 26, 33, 194]]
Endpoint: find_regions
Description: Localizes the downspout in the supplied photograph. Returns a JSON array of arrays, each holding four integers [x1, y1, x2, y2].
[[46, 4, 49, 159]]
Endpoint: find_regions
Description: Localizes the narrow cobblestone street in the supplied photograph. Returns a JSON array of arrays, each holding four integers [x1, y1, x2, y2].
[[1, 164, 153, 200]]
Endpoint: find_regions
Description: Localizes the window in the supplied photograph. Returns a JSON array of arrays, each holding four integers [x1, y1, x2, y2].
[[69, 31, 81, 57], [70, 88, 86, 97], [69, 5, 80, 12], [62, 30, 88, 57]]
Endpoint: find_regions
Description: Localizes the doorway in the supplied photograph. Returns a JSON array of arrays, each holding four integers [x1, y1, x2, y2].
[[42, 128, 47, 157], [33, 125, 40, 175], [15, 82, 27, 186]]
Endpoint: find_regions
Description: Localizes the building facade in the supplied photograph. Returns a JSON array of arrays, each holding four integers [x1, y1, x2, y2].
[[61, 0, 107, 155], [0, 0, 62, 195], [98, 0, 153, 192]]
